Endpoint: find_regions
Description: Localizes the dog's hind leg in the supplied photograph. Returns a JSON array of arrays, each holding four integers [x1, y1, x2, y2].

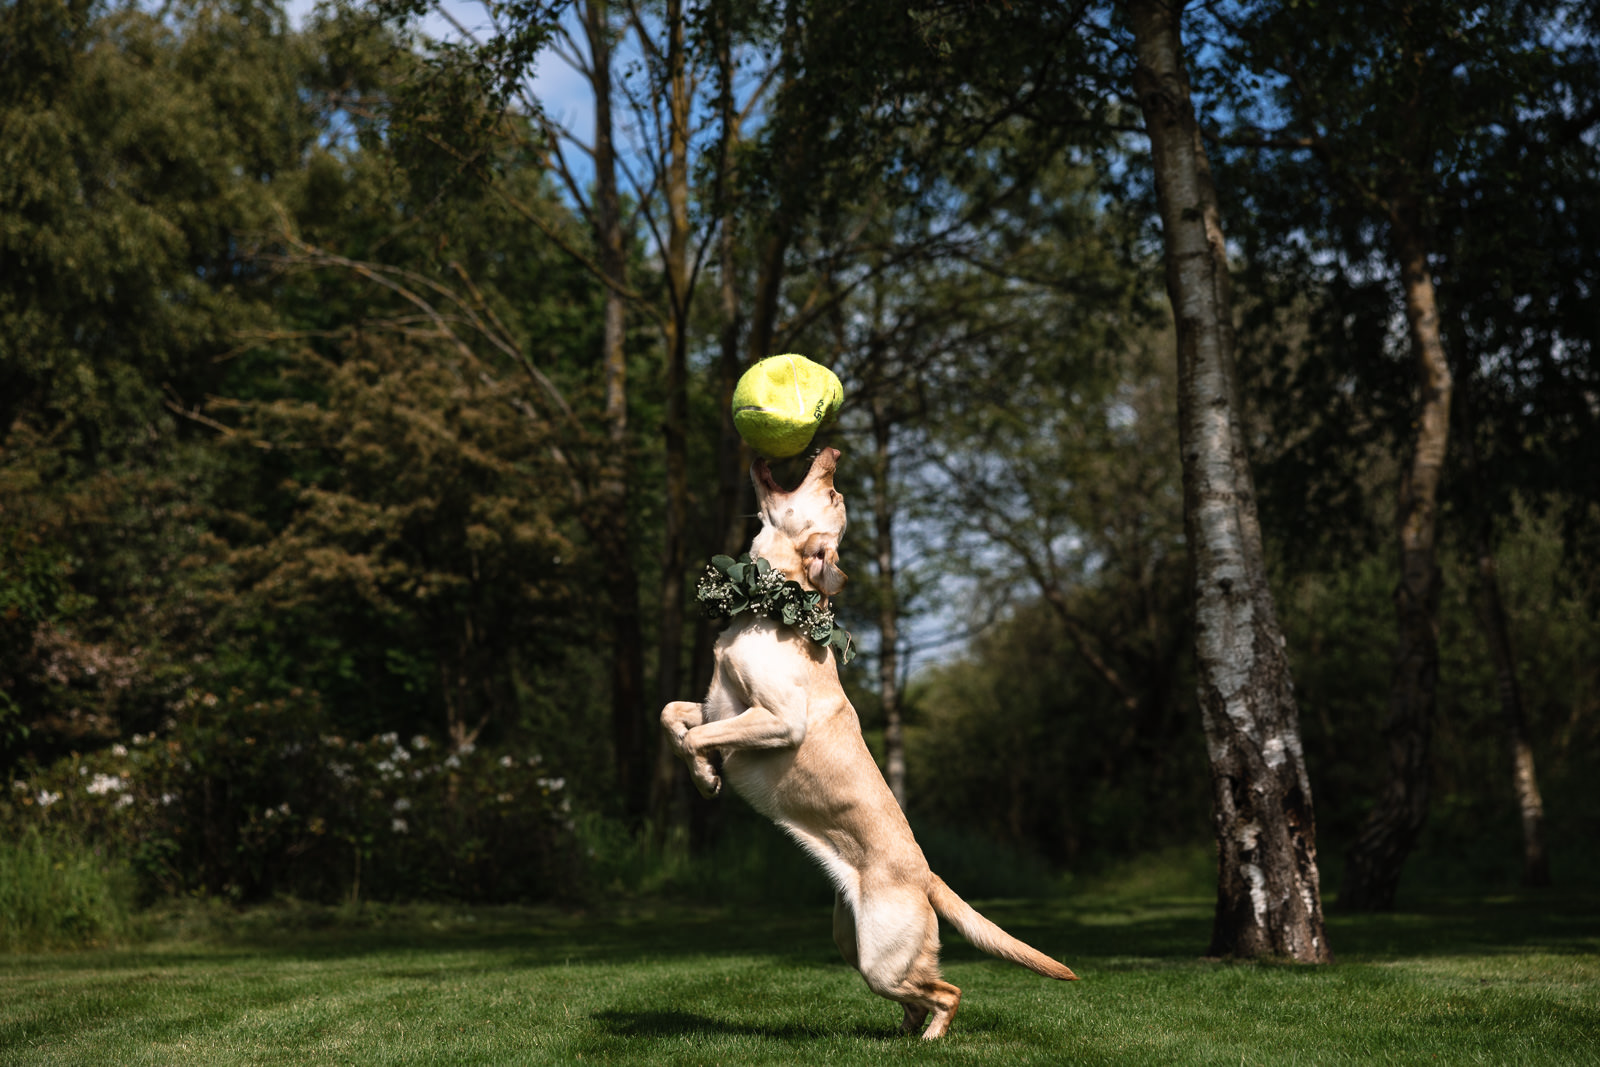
[[844, 899, 930, 1033], [853, 887, 962, 1038], [832, 890, 859, 969]]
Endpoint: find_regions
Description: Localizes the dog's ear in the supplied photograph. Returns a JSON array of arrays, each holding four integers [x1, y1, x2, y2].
[[800, 532, 848, 596]]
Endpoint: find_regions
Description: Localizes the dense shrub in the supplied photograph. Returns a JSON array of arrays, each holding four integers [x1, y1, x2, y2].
[[3, 688, 580, 905]]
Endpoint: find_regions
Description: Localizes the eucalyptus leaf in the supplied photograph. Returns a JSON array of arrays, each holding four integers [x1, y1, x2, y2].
[[695, 553, 855, 666]]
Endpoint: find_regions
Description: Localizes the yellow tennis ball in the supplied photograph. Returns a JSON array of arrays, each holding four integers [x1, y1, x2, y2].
[[732, 354, 843, 458]]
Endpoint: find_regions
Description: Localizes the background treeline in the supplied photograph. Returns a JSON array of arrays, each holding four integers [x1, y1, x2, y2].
[[2, 0, 1597, 930]]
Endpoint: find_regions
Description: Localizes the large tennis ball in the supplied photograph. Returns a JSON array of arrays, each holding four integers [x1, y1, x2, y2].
[[731, 354, 843, 458]]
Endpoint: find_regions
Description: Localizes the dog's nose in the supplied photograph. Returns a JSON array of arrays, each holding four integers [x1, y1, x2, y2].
[[809, 448, 841, 479]]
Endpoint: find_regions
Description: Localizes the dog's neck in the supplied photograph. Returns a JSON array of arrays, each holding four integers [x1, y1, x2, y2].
[[749, 527, 820, 598]]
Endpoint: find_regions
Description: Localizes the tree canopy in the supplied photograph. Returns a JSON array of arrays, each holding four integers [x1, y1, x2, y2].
[[2, 0, 1597, 928]]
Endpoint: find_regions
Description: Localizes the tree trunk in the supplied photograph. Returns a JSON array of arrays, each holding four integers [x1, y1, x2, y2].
[[870, 396, 906, 809], [745, 0, 803, 369], [701, 0, 803, 612], [1451, 368, 1550, 888], [650, 0, 694, 822], [1472, 526, 1551, 887], [691, 0, 753, 701], [584, 0, 648, 822], [1341, 202, 1453, 911], [657, 0, 692, 712], [1128, 0, 1331, 962]]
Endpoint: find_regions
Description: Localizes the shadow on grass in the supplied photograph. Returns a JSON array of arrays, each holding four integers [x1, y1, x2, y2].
[[236, 897, 1216, 973], [8, 885, 1596, 976], [1327, 890, 1600, 961], [591, 1008, 906, 1042]]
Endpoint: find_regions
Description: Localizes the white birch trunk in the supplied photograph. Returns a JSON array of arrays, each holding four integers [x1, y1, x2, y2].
[[1128, 0, 1331, 961]]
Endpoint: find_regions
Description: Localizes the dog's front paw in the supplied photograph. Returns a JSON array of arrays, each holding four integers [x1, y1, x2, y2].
[[660, 701, 701, 757]]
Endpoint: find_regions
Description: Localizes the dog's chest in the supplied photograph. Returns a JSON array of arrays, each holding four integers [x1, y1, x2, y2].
[[710, 619, 819, 717]]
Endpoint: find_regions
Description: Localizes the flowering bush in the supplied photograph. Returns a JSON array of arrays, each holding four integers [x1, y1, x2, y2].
[[2, 688, 580, 904]]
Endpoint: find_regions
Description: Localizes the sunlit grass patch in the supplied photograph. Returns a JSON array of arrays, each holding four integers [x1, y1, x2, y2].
[[1, 886, 1596, 1065]]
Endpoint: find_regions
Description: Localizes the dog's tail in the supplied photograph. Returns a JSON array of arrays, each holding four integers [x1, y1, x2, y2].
[[928, 874, 1078, 981]]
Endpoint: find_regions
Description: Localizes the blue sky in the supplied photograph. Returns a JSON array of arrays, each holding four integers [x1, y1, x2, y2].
[[284, 0, 596, 145]]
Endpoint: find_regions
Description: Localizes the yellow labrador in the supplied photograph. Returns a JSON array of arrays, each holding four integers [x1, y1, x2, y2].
[[661, 448, 1076, 1038]]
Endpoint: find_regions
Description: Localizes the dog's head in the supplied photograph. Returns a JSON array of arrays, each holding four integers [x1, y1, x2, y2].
[[750, 448, 849, 597]]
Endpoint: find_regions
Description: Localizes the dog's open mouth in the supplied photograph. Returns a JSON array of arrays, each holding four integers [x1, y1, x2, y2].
[[753, 458, 785, 495], [753, 448, 840, 496]]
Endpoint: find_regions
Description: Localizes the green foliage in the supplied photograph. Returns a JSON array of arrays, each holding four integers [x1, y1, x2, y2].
[[3, 688, 581, 904], [1, 0, 1596, 917], [571, 801, 1065, 908], [0, 445, 248, 776], [909, 599, 1208, 868], [573, 806, 839, 908], [0, 529, 78, 750], [1217, 0, 1600, 556], [1278, 502, 1600, 889], [2, 0, 617, 814], [912, 821, 1065, 900], [913, 489, 1600, 890], [0, 826, 135, 952], [0, 0, 308, 456], [220, 334, 584, 745]]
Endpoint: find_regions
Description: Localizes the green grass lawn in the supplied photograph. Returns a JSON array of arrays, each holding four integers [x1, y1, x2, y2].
[[2, 883, 1597, 1066]]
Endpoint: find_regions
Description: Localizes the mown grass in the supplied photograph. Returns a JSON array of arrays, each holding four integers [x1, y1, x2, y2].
[[3, 860, 1596, 1067]]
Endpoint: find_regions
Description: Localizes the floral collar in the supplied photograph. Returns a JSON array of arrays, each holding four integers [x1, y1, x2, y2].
[[696, 554, 856, 665]]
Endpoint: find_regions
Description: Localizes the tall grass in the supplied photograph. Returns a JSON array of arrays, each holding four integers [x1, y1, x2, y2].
[[575, 805, 1069, 907], [0, 827, 135, 951], [573, 809, 837, 906]]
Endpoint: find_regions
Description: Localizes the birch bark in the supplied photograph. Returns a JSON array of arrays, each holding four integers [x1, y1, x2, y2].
[[1128, 0, 1331, 961], [1340, 201, 1453, 910], [1473, 531, 1550, 887]]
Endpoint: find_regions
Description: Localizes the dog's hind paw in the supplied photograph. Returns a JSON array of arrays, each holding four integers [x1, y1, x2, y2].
[[690, 759, 722, 799]]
